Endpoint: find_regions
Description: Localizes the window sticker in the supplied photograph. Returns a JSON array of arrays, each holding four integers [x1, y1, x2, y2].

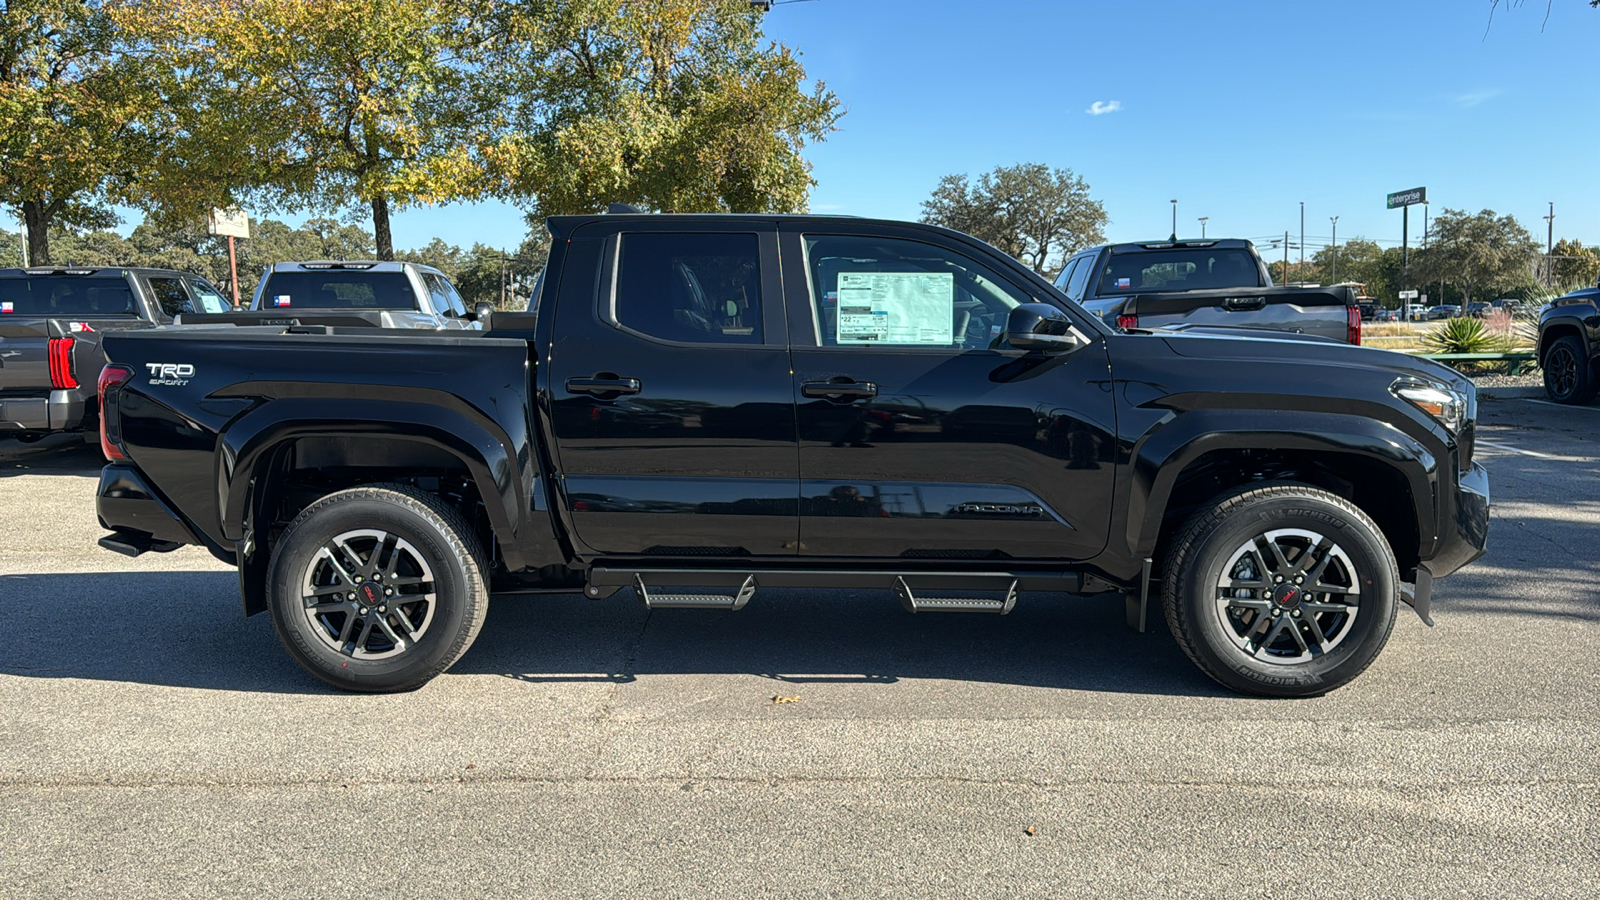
[[0, 301, 12, 313], [273, 295, 292, 307], [1115, 277, 1132, 290], [835, 272, 953, 345]]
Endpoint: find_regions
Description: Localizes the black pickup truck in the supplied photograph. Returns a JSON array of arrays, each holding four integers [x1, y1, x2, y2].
[[0, 266, 230, 441], [1054, 239, 1362, 344], [93, 214, 1489, 697]]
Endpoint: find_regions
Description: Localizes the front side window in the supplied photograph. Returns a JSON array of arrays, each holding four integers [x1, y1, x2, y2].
[[804, 235, 1033, 350], [1065, 254, 1095, 301], [148, 277, 193, 317], [187, 278, 231, 313], [614, 233, 762, 344], [436, 275, 468, 316], [1097, 248, 1263, 295], [421, 273, 455, 315]]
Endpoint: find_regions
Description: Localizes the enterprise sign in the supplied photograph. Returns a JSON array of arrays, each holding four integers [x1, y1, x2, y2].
[[1386, 187, 1426, 209]]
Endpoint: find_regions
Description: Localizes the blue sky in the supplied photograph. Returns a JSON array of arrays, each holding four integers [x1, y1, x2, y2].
[[125, 1, 1600, 257]]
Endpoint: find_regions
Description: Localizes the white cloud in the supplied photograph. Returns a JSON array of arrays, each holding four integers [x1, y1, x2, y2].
[[1086, 100, 1122, 116], [1452, 89, 1502, 108]]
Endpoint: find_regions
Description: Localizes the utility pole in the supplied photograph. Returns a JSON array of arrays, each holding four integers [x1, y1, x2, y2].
[[1329, 217, 1339, 282], [1170, 199, 1177, 241], [18, 213, 28, 268], [1198, 216, 1208, 238], [1299, 201, 1305, 282], [1283, 231, 1289, 285], [1544, 202, 1555, 286]]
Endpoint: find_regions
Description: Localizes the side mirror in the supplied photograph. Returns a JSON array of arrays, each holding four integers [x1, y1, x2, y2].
[[1005, 303, 1083, 352], [473, 301, 496, 321]]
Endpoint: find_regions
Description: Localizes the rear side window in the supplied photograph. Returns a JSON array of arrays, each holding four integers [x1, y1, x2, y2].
[[260, 271, 414, 309], [0, 277, 138, 316], [1098, 249, 1262, 294], [1065, 255, 1095, 301], [614, 233, 762, 343], [148, 276, 193, 317]]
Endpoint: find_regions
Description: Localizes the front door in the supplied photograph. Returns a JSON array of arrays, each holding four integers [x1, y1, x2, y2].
[[782, 224, 1118, 561], [546, 223, 798, 557]]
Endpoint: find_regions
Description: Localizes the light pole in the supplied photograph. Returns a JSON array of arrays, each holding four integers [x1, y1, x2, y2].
[[1198, 216, 1208, 238], [1544, 201, 1555, 286], [1299, 201, 1305, 282], [1170, 200, 1177, 240], [1329, 216, 1338, 282]]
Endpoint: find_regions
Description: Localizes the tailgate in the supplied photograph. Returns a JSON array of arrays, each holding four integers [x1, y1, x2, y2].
[[0, 319, 54, 391], [1124, 285, 1357, 341]]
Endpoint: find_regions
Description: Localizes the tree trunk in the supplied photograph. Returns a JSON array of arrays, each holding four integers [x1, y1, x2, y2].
[[22, 199, 50, 266], [371, 195, 393, 261]]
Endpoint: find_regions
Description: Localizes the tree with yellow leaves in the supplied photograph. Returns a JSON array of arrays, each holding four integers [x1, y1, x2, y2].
[[115, 0, 498, 259]]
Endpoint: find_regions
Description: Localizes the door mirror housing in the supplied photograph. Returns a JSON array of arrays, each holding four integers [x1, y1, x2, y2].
[[473, 301, 496, 321], [1006, 303, 1084, 352]]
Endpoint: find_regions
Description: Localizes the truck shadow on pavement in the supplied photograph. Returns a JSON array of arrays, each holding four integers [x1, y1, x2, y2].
[[0, 436, 106, 477], [0, 571, 1227, 697]]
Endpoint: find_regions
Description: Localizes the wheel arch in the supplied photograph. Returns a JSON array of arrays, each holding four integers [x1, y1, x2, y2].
[[1539, 318, 1589, 362], [1129, 411, 1437, 575]]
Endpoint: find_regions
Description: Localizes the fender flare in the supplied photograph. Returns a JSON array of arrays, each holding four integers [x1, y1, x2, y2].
[[1126, 408, 1440, 560], [1539, 314, 1596, 360], [214, 387, 533, 570]]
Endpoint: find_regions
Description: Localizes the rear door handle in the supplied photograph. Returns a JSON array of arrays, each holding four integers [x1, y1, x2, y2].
[[1222, 296, 1267, 311], [801, 380, 878, 400], [565, 376, 642, 396]]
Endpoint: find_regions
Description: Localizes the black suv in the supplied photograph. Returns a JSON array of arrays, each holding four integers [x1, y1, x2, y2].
[[1538, 278, 1600, 404]]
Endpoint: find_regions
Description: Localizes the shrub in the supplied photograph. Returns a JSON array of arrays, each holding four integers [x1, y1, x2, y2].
[[1426, 317, 1511, 354]]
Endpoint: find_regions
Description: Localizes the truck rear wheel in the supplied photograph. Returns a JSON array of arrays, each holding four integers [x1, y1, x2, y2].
[[1542, 335, 1596, 405], [1162, 484, 1398, 698], [266, 484, 488, 692]]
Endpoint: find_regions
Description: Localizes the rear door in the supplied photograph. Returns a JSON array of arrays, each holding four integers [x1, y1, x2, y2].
[[782, 223, 1117, 561], [544, 221, 798, 557]]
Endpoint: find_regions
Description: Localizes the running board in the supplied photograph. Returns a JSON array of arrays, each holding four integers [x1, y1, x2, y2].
[[634, 574, 756, 610], [894, 576, 1018, 615]]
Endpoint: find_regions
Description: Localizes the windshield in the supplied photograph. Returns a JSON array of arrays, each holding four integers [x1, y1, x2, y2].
[[1097, 248, 1263, 295], [258, 271, 414, 310], [0, 276, 138, 316]]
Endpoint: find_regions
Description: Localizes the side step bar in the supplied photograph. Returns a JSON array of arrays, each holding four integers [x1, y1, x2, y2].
[[634, 574, 757, 610], [894, 576, 1017, 615]]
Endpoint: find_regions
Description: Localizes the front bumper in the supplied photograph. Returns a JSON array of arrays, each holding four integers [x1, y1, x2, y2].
[[0, 389, 86, 432], [1425, 460, 1491, 579]]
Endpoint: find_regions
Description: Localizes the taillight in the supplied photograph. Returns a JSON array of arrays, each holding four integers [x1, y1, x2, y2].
[[48, 337, 77, 389], [1346, 306, 1361, 345], [98, 364, 134, 461], [1116, 314, 1138, 331]]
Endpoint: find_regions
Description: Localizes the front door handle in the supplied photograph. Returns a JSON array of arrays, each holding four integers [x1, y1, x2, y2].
[[801, 380, 878, 400], [566, 376, 642, 396]]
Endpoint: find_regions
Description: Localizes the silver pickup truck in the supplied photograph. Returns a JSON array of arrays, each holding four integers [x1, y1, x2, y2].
[[244, 260, 489, 329], [1053, 239, 1361, 344]]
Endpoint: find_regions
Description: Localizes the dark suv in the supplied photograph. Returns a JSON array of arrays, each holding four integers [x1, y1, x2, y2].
[[1539, 277, 1600, 404]]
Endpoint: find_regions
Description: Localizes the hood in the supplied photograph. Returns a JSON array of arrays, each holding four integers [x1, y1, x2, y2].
[[1156, 329, 1472, 393]]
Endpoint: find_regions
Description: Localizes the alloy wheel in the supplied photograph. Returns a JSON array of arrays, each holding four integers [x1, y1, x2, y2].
[[300, 528, 437, 659], [1212, 528, 1360, 665]]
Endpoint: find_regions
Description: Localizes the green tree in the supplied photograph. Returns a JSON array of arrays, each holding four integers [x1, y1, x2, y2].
[[0, 0, 152, 264], [1549, 237, 1600, 289], [115, 0, 498, 260], [489, 0, 841, 217], [1411, 208, 1538, 306], [920, 163, 1107, 274]]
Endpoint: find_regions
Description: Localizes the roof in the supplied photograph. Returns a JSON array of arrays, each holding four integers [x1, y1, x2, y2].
[[0, 266, 207, 278], [266, 260, 444, 275]]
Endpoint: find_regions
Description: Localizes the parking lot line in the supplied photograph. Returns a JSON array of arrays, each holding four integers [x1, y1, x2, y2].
[[1475, 440, 1557, 460], [1523, 399, 1600, 414]]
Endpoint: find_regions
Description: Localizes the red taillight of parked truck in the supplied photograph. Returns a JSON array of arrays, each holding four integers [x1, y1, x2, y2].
[[98, 364, 134, 460], [47, 337, 77, 389], [1347, 306, 1361, 346], [1116, 314, 1138, 331]]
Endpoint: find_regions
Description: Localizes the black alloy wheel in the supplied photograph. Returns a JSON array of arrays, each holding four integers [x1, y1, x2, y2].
[[1163, 483, 1399, 698], [1543, 335, 1596, 405], [266, 484, 488, 692]]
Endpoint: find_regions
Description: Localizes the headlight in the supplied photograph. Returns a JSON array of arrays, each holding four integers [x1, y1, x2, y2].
[[1394, 381, 1466, 434]]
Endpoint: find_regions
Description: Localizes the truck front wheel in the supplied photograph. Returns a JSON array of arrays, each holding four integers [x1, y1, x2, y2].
[[1543, 335, 1596, 405], [265, 484, 488, 692], [1162, 484, 1398, 698]]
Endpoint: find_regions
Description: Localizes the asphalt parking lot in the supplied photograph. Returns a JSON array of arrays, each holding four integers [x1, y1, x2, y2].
[[1, 394, 1596, 898]]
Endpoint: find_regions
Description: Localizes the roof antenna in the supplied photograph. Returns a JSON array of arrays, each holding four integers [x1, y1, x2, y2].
[[607, 203, 644, 214]]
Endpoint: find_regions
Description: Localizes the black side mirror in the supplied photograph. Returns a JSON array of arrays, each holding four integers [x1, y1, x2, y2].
[[473, 301, 496, 321], [1005, 303, 1083, 352]]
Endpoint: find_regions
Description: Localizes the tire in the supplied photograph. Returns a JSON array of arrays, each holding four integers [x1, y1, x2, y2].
[[1542, 335, 1597, 405], [266, 483, 488, 693], [1162, 483, 1398, 698]]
